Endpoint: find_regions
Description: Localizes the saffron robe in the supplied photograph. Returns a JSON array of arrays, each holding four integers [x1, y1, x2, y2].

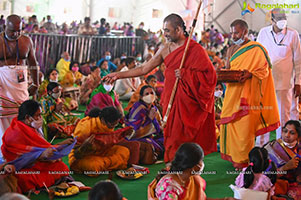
[[220, 41, 280, 168]]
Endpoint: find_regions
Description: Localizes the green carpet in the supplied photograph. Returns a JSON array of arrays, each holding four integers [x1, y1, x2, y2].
[[30, 151, 238, 200], [29, 103, 277, 200]]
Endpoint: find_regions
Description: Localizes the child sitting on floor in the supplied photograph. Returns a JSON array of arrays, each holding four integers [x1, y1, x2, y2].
[[235, 147, 277, 195]]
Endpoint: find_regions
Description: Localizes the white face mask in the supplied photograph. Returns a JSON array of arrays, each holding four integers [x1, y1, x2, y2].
[[49, 78, 58, 82], [232, 37, 244, 45], [282, 140, 298, 148], [142, 94, 156, 104], [103, 83, 113, 92], [30, 117, 43, 129], [214, 90, 223, 98], [276, 20, 287, 30], [51, 91, 61, 99]]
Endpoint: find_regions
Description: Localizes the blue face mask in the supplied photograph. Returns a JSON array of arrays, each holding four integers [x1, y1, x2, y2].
[[105, 55, 111, 60], [232, 37, 244, 45]]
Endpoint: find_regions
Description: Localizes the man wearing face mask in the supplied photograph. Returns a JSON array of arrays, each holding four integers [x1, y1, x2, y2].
[[96, 51, 117, 72], [56, 51, 71, 81], [256, 8, 301, 146], [136, 22, 146, 36], [136, 52, 143, 64], [220, 19, 280, 168], [0, 14, 39, 162], [40, 82, 80, 139], [85, 80, 124, 117], [43, 15, 57, 34]]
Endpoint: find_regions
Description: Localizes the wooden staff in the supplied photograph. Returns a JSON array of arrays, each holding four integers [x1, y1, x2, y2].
[[162, 0, 203, 127]]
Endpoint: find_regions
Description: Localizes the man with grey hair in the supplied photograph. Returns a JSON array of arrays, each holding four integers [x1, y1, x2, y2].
[[256, 8, 301, 146], [0, 14, 38, 162], [56, 51, 70, 81]]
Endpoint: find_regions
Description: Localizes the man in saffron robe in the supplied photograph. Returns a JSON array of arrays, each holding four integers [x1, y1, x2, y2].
[[220, 19, 280, 168], [104, 13, 217, 163], [1, 100, 76, 193]]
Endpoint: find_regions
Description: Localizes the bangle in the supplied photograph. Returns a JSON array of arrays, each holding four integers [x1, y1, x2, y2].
[[30, 83, 38, 88]]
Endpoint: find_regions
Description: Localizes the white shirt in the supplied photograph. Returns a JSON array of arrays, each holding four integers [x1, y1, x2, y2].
[[114, 66, 141, 96], [257, 25, 301, 90]]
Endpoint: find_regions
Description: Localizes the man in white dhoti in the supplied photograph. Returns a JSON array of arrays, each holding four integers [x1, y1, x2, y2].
[[256, 8, 301, 146], [0, 14, 38, 162]]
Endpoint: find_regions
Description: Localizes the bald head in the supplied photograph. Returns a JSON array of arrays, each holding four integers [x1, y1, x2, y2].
[[61, 52, 70, 61], [230, 19, 249, 44], [6, 14, 21, 26], [230, 19, 248, 31], [5, 14, 22, 41], [163, 13, 189, 41], [164, 14, 186, 32]]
